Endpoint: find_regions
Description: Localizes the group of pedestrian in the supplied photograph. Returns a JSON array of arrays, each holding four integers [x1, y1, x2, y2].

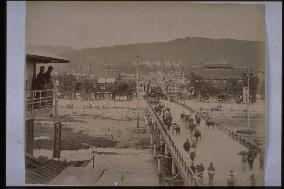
[[189, 161, 216, 186], [241, 148, 257, 171]]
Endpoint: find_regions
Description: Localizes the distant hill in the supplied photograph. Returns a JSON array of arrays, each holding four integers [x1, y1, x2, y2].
[[27, 45, 75, 56], [29, 37, 265, 75]]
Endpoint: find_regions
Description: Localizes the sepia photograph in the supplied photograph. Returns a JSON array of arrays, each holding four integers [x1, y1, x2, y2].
[[22, 1, 267, 186]]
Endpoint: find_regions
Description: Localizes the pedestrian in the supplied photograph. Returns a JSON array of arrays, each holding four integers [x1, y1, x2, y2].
[[197, 163, 205, 184], [227, 170, 236, 186], [190, 162, 196, 174], [189, 146, 196, 162], [184, 120, 190, 134], [207, 162, 215, 186], [250, 173, 256, 186], [241, 154, 247, 171], [191, 137, 197, 148], [194, 128, 201, 143], [247, 154, 255, 170], [183, 138, 191, 158]]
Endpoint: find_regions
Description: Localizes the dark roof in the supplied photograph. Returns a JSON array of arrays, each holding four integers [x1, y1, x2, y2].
[[26, 50, 70, 64]]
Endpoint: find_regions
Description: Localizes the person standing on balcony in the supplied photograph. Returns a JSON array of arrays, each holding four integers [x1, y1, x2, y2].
[[43, 66, 54, 107], [35, 66, 46, 90], [44, 66, 54, 89], [34, 66, 46, 108]]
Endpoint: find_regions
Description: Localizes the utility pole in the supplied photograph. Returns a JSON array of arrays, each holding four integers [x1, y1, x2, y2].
[[247, 67, 250, 129], [136, 55, 140, 128], [175, 72, 178, 101]]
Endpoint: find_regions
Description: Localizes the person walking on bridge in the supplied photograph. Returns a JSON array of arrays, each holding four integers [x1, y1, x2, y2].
[[183, 138, 191, 159], [250, 173, 256, 186], [227, 170, 236, 186], [197, 163, 205, 184], [189, 145, 196, 162], [194, 128, 201, 143], [247, 153, 255, 170], [207, 162, 215, 186]]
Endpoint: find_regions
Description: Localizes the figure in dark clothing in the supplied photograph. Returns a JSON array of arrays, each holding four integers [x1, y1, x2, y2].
[[248, 154, 255, 169], [194, 128, 201, 143], [190, 162, 196, 174], [34, 66, 46, 108], [43, 66, 54, 89], [43, 66, 54, 107], [183, 138, 191, 155], [35, 66, 46, 90]]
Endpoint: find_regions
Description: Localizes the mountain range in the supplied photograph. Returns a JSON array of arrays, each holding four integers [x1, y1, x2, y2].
[[27, 37, 265, 75]]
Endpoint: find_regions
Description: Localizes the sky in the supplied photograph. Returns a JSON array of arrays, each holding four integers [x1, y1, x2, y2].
[[26, 1, 265, 49]]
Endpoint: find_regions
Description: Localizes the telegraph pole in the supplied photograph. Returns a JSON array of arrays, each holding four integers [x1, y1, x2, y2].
[[136, 55, 140, 128], [246, 67, 250, 128]]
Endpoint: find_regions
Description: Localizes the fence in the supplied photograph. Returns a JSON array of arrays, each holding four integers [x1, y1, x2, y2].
[[25, 89, 54, 113]]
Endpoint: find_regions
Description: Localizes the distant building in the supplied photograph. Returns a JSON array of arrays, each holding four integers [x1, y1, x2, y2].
[[25, 50, 69, 156], [194, 62, 243, 89], [95, 70, 121, 99]]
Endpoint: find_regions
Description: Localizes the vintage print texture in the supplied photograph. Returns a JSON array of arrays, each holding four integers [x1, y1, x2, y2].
[[25, 2, 265, 186]]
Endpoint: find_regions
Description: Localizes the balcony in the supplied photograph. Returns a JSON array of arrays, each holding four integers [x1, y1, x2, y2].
[[25, 89, 54, 119]]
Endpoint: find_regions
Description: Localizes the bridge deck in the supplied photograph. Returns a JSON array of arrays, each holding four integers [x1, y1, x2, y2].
[[159, 100, 264, 186]]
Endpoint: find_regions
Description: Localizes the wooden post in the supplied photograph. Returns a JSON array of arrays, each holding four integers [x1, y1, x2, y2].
[[157, 155, 161, 175], [153, 143, 157, 157], [171, 159, 176, 175], [39, 91, 42, 108], [26, 119, 34, 156], [150, 133, 153, 146], [92, 155, 95, 168], [31, 91, 34, 113], [165, 144, 168, 155]]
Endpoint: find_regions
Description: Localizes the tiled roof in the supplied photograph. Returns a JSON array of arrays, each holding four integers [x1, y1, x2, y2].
[[26, 155, 70, 184]]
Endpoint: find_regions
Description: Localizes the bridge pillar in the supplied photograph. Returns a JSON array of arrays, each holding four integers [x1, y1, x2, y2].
[[171, 159, 177, 176]]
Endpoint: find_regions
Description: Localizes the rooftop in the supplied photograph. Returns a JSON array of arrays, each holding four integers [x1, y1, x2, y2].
[[26, 50, 70, 64]]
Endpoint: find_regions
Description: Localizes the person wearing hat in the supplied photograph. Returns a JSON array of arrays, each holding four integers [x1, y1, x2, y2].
[[227, 170, 236, 186], [207, 162, 215, 186]]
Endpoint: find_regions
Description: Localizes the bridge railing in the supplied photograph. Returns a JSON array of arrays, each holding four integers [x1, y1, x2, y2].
[[146, 98, 201, 186], [175, 101, 264, 155]]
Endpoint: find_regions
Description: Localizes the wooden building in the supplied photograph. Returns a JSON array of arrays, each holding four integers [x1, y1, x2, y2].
[[25, 51, 69, 156]]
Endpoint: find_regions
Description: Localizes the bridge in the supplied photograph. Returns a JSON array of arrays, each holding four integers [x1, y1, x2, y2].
[[145, 98, 264, 186]]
